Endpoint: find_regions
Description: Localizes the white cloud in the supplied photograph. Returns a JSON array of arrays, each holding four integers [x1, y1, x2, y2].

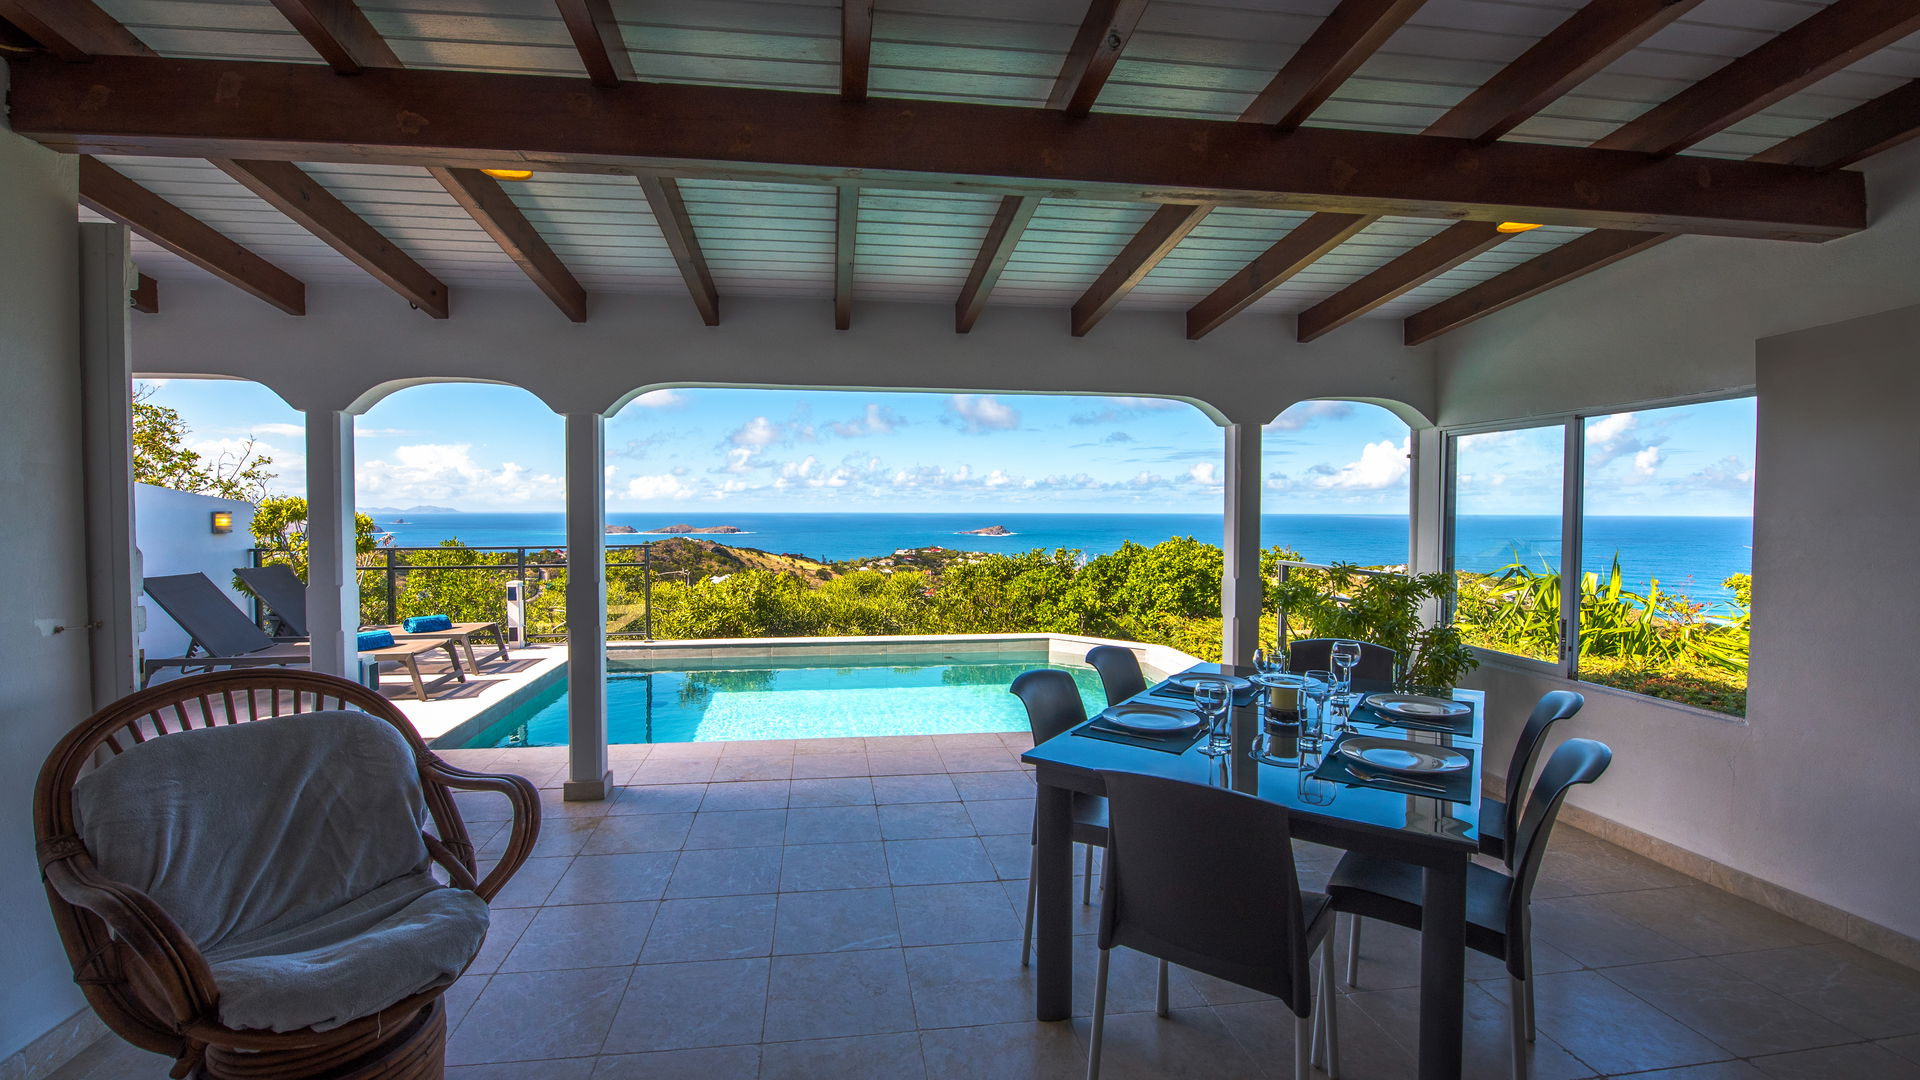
[[251, 421, 306, 439], [1070, 397, 1186, 425], [1586, 411, 1666, 470], [354, 425, 419, 438], [631, 389, 688, 409], [1308, 438, 1409, 491], [830, 404, 902, 438], [946, 395, 1021, 433], [625, 473, 692, 501], [1633, 446, 1662, 476], [1266, 400, 1354, 431], [730, 416, 784, 448], [357, 443, 561, 508], [1187, 462, 1219, 486]]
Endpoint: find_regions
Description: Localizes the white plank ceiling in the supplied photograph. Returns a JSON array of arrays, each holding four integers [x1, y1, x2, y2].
[[83, 0, 1920, 325]]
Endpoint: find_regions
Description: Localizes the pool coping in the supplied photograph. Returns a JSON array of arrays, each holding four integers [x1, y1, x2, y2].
[[424, 632, 1202, 748]]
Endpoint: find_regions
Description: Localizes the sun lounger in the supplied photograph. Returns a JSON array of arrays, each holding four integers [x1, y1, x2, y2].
[[142, 573, 466, 700], [235, 564, 510, 673]]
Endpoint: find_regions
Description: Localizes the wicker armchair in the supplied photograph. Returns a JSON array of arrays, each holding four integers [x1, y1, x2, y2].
[[34, 669, 540, 1079]]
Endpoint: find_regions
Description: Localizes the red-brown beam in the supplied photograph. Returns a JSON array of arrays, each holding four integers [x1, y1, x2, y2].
[[266, 0, 400, 73], [1749, 77, 1920, 169], [835, 185, 859, 330], [1296, 220, 1508, 341], [556, 0, 632, 87], [212, 158, 448, 317], [842, 0, 874, 101], [1189, 0, 1705, 338], [8, 55, 1868, 240], [1239, 0, 1426, 130], [130, 273, 158, 314], [1593, 0, 1920, 157], [429, 166, 585, 322], [80, 158, 305, 315], [636, 175, 719, 326], [1047, 0, 1151, 116], [955, 194, 1040, 332], [1070, 203, 1209, 336], [0, 0, 153, 59]]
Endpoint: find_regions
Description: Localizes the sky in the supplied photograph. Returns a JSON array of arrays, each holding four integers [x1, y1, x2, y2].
[[136, 379, 1752, 516]]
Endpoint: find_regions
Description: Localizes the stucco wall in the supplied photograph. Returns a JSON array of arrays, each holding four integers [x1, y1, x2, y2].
[[0, 85, 93, 1063], [134, 484, 257, 663]]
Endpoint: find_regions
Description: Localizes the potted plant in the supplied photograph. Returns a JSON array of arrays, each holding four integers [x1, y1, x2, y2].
[[1268, 563, 1478, 693]]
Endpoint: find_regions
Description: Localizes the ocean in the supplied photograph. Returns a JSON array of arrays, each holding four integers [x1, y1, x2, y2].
[[364, 511, 1752, 605]]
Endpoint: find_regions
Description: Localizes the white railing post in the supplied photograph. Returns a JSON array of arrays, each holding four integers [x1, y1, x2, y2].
[[304, 409, 358, 677], [1221, 421, 1263, 669], [505, 579, 526, 646], [564, 412, 610, 800]]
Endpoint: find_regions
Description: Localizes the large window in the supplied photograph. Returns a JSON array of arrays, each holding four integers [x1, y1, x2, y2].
[[1444, 397, 1754, 716], [1449, 425, 1566, 664]]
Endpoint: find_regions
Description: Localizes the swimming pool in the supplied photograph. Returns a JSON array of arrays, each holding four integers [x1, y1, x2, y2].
[[457, 649, 1114, 747]]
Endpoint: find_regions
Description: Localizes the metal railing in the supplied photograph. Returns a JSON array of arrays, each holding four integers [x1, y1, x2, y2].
[[1271, 558, 1407, 650]]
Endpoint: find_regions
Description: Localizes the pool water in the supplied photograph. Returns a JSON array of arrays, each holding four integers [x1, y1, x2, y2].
[[462, 651, 1111, 746]]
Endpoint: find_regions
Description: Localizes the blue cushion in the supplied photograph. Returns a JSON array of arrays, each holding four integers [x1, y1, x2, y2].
[[402, 614, 453, 634], [356, 630, 395, 651]]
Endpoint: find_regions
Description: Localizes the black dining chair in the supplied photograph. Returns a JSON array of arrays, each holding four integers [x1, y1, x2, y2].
[[1479, 691, 1585, 865], [1010, 669, 1110, 966], [1286, 638, 1398, 692], [1088, 770, 1339, 1080], [1085, 645, 1148, 705], [1328, 738, 1613, 1080]]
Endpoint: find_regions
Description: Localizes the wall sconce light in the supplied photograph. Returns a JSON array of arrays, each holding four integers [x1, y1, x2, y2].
[[481, 168, 534, 181], [211, 511, 233, 534], [1495, 221, 1543, 234]]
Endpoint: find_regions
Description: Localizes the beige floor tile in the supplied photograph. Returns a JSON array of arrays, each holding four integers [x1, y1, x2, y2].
[[760, 1032, 926, 1079], [1884, 1034, 1920, 1064], [697, 779, 790, 811], [606, 783, 707, 815], [1714, 942, 1920, 1041], [763, 950, 918, 1042], [787, 776, 876, 806], [1068, 1006, 1266, 1080], [640, 894, 778, 963], [446, 1058, 596, 1079], [549, 851, 679, 905], [708, 756, 793, 782], [470, 905, 538, 973], [779, 840, 892, 892], [1749, 1042, 1920, 1079], [582, 812, 694, 855], [918, 1020, 1085, 1080], [684, 809, 790, 850], [904, 940, 1041, 1028], [1347, 980, 1595, 1080], [885, 837, 999, 885], [785, 804, 883, 844], [1600, 956, 1857, 1058], [879, 800, 977, 840], [865, 751, 948, 776], [447, 967, 629, 1065], [1214, 994, 1417, 1080], [1595, 884, 1834, 956], [591, 1044, 762, 1079], [629, 758, 719, 785], [894, 881, 1023, 947], [963, 797, 1035, 836], [872, 773, 962, 804], [1528, 969, 1733, 1075], [665, 845, 783, 899], [500, 900, 657, 972], [790, 753, 873, 779], [1531, 892, 1699, 969], [774, 887, 901, 954], [600, 958, 769, 1055], [951, 771, 1037, 801], [491, 855, 572, 908]]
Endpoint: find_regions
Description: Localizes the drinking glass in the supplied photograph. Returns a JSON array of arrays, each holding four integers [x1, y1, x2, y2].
[[1297, 752, 1337, 806], [1330, 640, 1363, 707], [1193, 681, 1232, 757], [1301, 670, 1333, 748]]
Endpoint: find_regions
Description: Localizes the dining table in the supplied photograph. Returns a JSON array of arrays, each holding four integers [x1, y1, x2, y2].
[[1020, 661, 1485, 1080]]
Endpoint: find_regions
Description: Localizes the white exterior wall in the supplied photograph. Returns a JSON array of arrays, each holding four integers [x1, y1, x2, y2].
[[1435, 140, 1920, 948], [133, 484, 257, 663], [0, 84, 95, 1065]]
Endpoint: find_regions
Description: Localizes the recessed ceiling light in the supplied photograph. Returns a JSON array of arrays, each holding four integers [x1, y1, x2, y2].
[[481, 169, 534, 181]]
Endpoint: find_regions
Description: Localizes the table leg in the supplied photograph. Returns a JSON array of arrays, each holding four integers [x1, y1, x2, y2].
[[1034, 779, 1073, 1022], [1419, 856, 1468, 1080]]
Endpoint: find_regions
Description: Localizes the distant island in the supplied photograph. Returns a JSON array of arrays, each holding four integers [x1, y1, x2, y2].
[[605, 525, 638, 534], [644, 524, 745, 534], [362, 504, 460, 515], [959, 524, 1013, 536]]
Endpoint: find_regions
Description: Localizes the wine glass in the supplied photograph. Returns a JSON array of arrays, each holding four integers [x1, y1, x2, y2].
[[1330, 640, 1363, 708], [1193, 681, 1232, 757]]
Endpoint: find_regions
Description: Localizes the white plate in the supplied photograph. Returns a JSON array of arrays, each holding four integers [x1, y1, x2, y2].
[[1162, 671, 1252, 694], [1365, 694, 1472, 720], [1336, 736, 1470, 775], [1100, 703, 1202, 734]]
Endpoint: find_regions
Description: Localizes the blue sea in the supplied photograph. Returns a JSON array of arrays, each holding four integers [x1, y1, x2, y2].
[[365, 512, 1751, 604]]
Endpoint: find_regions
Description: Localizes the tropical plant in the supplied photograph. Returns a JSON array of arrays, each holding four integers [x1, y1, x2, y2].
[[1268, 563, 1479, 691]]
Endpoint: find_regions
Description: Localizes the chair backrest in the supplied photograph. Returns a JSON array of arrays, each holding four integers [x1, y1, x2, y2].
[[1098, 771, 1317, 1014], [1501, 690, 1585, 867], [142, 573, 279, 657], [234, 564, 310, 637], [1286, 638, 1397, 689], [1010, 669, 1088, 745], [1503, 738, 1612, 975], [1084, 645, 1147, 705]]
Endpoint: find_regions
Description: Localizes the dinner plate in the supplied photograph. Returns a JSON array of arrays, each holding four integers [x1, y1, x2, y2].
[[1335, 736, 1470, 775], [1161, 671, 1252, 694], [1365, 693, 1472, 721], [1100, 703, 1202, 734]]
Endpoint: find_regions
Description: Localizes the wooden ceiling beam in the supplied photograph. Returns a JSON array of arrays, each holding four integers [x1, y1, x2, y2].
[[212, 158, 448, 317], [1189, 0, 1708, 339], [11, 56, 1867, 242], [1593, 0, 1920, 156], [842, 0, 874, 101], [429, 167, 585, 322], [636, 175, 719, 326], [1240, 0, 1426, 130], [1070, 203, 1209, 336], [955, 195, 1041, 333], [0, 0, 153, 59], [556, 0, 632, 87], [835, 186, 859, 330], [1296, 220, 1509, 341], [130, 273, 159, 314], [80, 158, 305, 315], [1404, 74, 1920, 345], [1047, 0, 1151, 116], [266, 0, 400, 73]]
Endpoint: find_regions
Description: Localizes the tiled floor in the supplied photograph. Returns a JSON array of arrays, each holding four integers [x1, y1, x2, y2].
[[48, 733, 1920, 1080]]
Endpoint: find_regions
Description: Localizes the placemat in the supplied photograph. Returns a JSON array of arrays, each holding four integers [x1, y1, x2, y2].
[[1312, 736, 1474, 803], [1148, 679, 1261, 708], [1350, 698, 1474, 737], [1071, 717, 1208, 754]]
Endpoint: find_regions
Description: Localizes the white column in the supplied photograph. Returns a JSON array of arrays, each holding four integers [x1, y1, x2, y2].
[[78, 223, 139, 705], [1408, 425, 1447, 626], [304, 409, 357, 677], [564, 412, 611, 801], [1220, 421, 1263, 669]]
